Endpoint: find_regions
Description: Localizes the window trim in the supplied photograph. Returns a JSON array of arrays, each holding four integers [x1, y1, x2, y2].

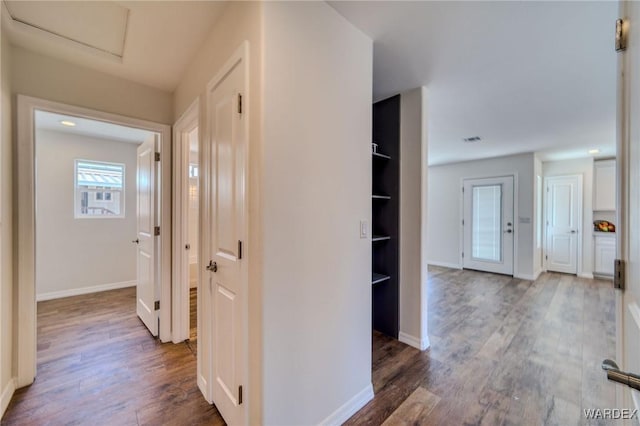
[[74, 158, 126, 219]]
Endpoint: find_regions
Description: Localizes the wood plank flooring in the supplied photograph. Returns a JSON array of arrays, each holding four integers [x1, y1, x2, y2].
[[1, 287, 222, 426], [347, 267, 617, 425], [2, 268, 616, 425]]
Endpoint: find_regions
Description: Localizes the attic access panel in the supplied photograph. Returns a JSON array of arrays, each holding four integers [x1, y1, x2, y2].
[[4, 1, 129, 59]]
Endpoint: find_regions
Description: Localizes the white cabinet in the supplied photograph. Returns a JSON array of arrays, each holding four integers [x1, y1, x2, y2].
[[594, 235, 616, 276], [594, 160, 616, 211]]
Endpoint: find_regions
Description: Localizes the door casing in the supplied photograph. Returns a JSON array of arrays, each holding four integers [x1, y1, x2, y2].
[[172, 99, 200, 344], [15, 95, 172, 387]]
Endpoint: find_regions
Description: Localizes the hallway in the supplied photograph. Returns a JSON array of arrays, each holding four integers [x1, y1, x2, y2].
[[1, 287, 221, 425], [347, 267, 616, 425]]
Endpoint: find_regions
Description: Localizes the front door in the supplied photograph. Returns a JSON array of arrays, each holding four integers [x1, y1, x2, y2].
[[462, 176, 514, 275], [205, 46, 247, 425], [136, 134, 158, 336], [545, 175, 580, 274], [617, 0, 640, 414]]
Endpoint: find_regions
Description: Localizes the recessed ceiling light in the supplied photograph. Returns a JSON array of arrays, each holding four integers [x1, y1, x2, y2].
[[463, 136, 482, 143], [60, 120, 76, 127], [589, 149, 600, 154]]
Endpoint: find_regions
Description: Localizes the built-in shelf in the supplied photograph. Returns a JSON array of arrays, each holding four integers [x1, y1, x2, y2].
[[372, 194, 391, 200], [372, 152, 391, 160], [372, 273, 391, 285], [372, 235, 390, 242]]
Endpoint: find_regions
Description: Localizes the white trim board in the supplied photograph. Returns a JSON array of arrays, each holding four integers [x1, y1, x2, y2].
[[399, 331, 430, 351], [427, 260, 462, 270], [1, 378, 16, 419], [36, 280, 136, 301], [318, 383, 374, 426]]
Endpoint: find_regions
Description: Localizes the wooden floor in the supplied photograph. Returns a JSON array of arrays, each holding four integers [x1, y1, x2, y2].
[[347, 267, 616, 425], [1, 287, 223, 426], [186, 287, 197, 356], [2, 269, 616, 425]]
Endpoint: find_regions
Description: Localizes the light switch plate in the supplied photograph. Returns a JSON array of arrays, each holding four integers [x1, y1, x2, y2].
[[360, 220, 368, 238]]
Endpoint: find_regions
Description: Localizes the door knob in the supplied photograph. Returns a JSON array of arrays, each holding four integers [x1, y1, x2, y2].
[[602, 359, 640, 391], [185, 243, 191, 250], [206, 260, 217, 272], [132, 239, 139, 244]]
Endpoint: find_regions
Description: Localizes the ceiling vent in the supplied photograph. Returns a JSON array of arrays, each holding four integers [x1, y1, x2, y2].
[[463, 136, 482, 143]]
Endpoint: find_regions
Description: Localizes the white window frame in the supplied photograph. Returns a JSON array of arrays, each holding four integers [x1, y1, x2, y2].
[[74, 159, 126, 219]]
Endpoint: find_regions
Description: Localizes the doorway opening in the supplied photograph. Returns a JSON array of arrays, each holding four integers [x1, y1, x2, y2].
[[16, 95, 172, 387], [171, 99, 199, 351]]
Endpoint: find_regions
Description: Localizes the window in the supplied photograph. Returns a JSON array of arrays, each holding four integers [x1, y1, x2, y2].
[[75, 160, 125, 218]]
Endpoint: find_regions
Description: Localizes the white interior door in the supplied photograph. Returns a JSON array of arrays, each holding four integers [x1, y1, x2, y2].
[[463, 176, 514, 275], [545, 175, 580, 274], [136, 135, 158, 336], [205, 48, 247, 425], [618, 0, 640, 414]]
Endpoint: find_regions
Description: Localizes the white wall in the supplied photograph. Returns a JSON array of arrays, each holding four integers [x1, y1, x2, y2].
[[427, 153, 536, 279], [35, 130, 138, 299], [542, 157, 594, 277], [262, 2, 373, 424], [12, 46, 172, 124], [399, 87, 429, 350], [172, 2, 264, 421], [0, 19, 15, 418]]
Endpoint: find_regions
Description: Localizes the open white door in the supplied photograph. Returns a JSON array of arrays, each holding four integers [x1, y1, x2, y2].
[[204, 44, 248, 425], [615, 1, 640, 415], [545, 175, 581, 275], [136, 134, 158, 336], [462, 176, 514, 275]]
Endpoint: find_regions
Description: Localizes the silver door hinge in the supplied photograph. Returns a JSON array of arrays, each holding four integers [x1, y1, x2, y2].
[[238, 385, 243, 405], [616, 19, 627, 52], [238, 94, 243, 114], [154, 226, 160, 236], [154, 301, 160, 311], [155, 152, 160, 162], [614, 259, 625, 290], [238, 240, 243, 260]]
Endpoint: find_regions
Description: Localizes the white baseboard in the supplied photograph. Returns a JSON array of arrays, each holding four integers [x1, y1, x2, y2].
[[427, 260, 462, 270], [578, 272, 594, 279], [37, 280, 136, 301], [319, 383, 374, 426], [398, 331, 430, 351], [514, 273, 537, 281], [1, 378, 16, 419]]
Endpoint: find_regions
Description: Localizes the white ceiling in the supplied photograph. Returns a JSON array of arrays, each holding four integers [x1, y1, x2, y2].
[[2, 1, 227, 92], [35, 110, 154, 144], [4, 1, 618, 165], [329, 1, 618, 165]]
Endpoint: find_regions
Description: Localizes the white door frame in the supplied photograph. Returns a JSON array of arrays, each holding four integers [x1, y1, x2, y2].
[[16, 95, 172, 387], [542, 174, 583, 275], [172, 98, 199, 343], [458, 173, 519, 278]]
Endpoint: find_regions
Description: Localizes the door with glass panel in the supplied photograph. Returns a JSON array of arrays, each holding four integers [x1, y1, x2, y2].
[[463, 176, 514, 275]]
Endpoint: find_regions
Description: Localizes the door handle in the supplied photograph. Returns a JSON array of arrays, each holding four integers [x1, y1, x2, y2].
[[570, 230, 577, 234], [185, 243, 191, 250], [132, 239, 139, 244], [602, 359, 640, 391], [504, 229, 512, 234], [206, 260, 217, 272]]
